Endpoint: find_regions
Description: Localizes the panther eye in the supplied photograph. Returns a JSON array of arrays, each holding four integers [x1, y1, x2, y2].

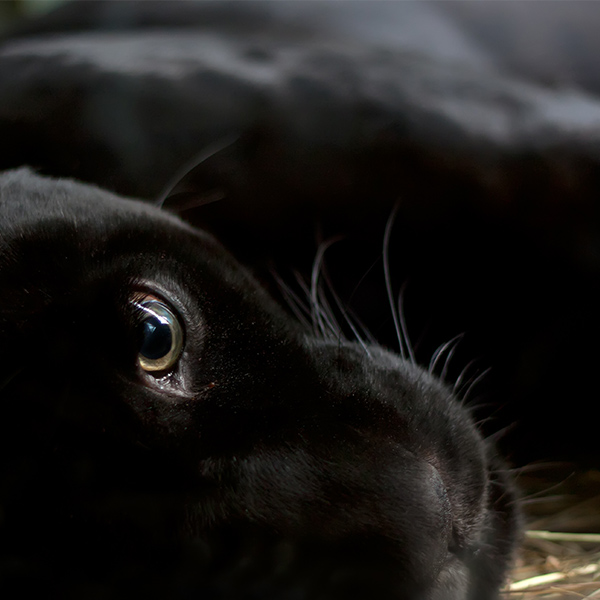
[[132, 295, 183, 372]]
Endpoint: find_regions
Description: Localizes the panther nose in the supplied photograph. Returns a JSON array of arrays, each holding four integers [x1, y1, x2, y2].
[[396, 458, 454, 583], [323, 453, 455, 597]]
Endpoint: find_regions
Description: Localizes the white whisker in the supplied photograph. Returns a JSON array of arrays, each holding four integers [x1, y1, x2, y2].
[[397, 284, 415, 364], [271, 269, 313, 330], [310, 241, 336, 339], [429, 334, 464, 376], [460, 368, 491, 404], [316, 280, 343, 339], [319, 256, 372, 355], [453, 358, 478, 394], [383, 203, 406, 360]]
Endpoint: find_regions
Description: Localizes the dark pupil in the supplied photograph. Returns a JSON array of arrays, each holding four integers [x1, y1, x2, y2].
[[140, 316, 172, 360]]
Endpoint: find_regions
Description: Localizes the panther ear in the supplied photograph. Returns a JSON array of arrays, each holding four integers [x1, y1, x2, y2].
[[155, 126, 297, 262], [156, 136, 238, 212], [156, 131, 264, 214]]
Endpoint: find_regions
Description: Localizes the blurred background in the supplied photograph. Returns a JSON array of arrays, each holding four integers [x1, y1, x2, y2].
[[2, 1, 600, 469], [0, 0, 63, 25]]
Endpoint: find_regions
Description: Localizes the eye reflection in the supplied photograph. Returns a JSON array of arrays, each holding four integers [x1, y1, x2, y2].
[[131, 295, 183, 372]]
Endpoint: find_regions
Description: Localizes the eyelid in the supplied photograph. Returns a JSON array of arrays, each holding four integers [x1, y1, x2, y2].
[[130, 291, 162, 308]]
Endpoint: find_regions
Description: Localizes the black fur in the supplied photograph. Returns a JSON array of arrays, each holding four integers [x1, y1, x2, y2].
[[0, 168, 519, 599], [3, 3, 600, 467]]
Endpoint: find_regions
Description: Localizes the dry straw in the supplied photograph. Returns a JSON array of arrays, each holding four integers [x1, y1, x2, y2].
[[503, 467, 600, 599]]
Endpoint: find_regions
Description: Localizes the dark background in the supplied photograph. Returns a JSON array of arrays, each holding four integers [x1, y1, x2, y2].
[[2, 1, 600, 467]]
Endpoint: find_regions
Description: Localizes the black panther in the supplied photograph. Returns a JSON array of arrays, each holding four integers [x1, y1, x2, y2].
[[0, 167, 519, 598]]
